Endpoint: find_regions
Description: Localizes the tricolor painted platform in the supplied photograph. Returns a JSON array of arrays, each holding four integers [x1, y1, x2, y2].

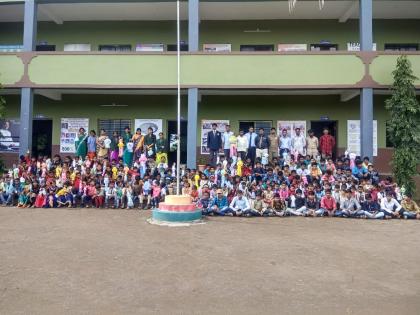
[[151, 195, 202, 223]]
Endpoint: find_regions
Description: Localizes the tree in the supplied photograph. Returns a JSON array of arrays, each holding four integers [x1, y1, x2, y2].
[[0, 80, 5, 116], [385, 55, 420, 195]]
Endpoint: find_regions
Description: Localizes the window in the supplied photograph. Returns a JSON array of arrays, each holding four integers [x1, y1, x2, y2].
[[167, 44, 189, 51], [384, 43, 418, 51], [310, 43, 338, 51], [98, 119, 132, 137], [98, 44, 132, 52], [239, 121, 272, 135], [240, 45, 274, 52]]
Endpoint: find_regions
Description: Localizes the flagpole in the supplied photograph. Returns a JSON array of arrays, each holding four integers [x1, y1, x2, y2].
[[176, 0, 181, 195]]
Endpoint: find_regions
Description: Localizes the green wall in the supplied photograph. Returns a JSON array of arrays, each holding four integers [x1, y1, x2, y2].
[[26, 54, 365, 86], [1, 19, 419, 51], [3, 93, 395, 149]]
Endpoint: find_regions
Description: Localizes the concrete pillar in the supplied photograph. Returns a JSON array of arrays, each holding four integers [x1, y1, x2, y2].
[[187, 88, 198, 169], [19, 0, 37, 156], [188, 0, 199, 52], [359, 0, 373, 160], [187, 0, 200, 168]]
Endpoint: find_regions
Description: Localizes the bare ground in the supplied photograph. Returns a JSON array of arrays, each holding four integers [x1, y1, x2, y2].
[[0, 208, 419, 315]]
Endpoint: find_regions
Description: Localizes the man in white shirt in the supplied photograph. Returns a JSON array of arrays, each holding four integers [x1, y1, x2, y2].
[[292, 127, 306, 158], [279, 129, 292, 158], [245, 126, 257, 165], [236, 130, 248, 161], [222, 124, 234, 161], [229, 190, 250, 216], [380, 191, 402, 218]]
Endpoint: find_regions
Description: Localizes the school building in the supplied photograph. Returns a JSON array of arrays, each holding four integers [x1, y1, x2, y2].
[[0, 0, 419, 172]]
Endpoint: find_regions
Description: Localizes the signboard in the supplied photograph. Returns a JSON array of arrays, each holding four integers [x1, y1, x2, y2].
[[347, 120, 378, 156], [135, 44, 164, 52], [277, 121, 307, 137], [203, 44, 232, 52], [60, 118, 89, 153], [134, 119, 163, 135], [0, 119, 20, 152], [347, 42, 377, 51], [277, 44, 307, 52], [64, 44, 91, 52], [200, 120, 230, 154]]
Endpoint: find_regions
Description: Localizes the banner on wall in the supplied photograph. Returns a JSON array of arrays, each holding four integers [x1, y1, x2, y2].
[[134, 119, 163, 135], [0, 119, 20, 153], [347, 120, 378, 156], [201, 120, 230, 154], [60, 118, 89, 153], [277, 121, 307, 137]]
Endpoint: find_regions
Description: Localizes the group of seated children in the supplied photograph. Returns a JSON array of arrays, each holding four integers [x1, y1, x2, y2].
[[1, 151, 419, 221]]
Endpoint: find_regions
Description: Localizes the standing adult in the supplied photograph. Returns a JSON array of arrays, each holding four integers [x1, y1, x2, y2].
[[109, 131, 119, 163], [245, 126, 257, 166], [144, 127, 157, 159], [255, 128, 269, 162], [75, 127, 88, 160], [306, 129, 319, 158], [156, 132, 168, 164], [222, 124, 234, 161], [319, 127, 336, 158], [206, 123, 222, 167], [122, 126, 132, 166], [279, 129, 291, 158], [291, 127, 306, 158], [236, 130, 248, 161], [268, 127, 279, 162], [97, 129, 110, 160], [132, 128, 145, 161], [87, 130, 97, 160]]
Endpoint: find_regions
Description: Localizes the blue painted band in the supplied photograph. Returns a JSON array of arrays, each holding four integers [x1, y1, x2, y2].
[[152, 209, 202, 222]]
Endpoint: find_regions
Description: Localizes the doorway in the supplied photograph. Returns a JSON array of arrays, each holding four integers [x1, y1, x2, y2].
[[32, 119, 53, 157], [310, 120, 338, 158], [167, 120, 188, 165]]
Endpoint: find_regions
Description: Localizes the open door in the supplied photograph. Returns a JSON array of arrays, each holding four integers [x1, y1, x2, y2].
[[167, 120, 187, 165], [310, 120, 338, 158], [32, 119, 53, 157]]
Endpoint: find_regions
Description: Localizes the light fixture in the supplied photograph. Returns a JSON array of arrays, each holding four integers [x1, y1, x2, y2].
[[243, 28, 271, 33], [99, 103, 129, 107], [289, 0, 325, 13]]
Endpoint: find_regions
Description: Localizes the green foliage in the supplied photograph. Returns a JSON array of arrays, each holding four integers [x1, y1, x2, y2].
[[385, 55, 420, 195], [0, 81, 5, 118]]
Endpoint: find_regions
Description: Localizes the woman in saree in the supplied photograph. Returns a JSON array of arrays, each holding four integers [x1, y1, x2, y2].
[[96, 129, 109, 160], [122, 126, 132, 166], [109, 131, 119, 163], [75, 128, 88, 160], [131, 128, 144, 162]]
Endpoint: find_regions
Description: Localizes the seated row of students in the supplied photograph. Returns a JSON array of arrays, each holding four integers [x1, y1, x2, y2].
[[196, 187, 419, 219]]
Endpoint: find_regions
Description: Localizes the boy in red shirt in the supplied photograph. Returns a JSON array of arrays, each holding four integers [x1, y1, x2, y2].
[[320, 189, 337, 217]]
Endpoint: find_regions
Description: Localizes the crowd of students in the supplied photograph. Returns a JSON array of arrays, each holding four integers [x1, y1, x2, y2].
[[0, 124, 419, 220]]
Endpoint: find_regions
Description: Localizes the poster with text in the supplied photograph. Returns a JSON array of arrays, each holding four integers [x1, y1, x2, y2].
[[277, 121, 307, 137], [347, 120, 378, 156], [60, 118, 89, 153], [0, 119, 20, 152], [134, 119, 163, 135], [201, 120, 230, 154]]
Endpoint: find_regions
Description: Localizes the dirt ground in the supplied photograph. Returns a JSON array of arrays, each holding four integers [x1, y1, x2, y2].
[[0, 208, 419, 315]]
